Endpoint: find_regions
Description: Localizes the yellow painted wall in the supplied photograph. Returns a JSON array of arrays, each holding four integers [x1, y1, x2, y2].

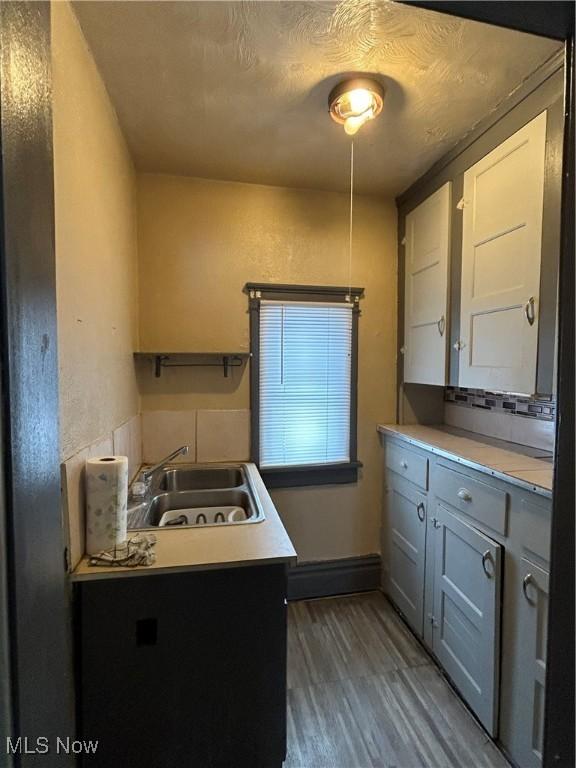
[[52, 0, 140, 461], [138, 174, 397, 561]]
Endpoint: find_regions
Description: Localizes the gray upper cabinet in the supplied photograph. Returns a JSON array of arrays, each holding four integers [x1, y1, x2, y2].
[[432, 504, 502, 736], [387, 476, 427, 637], [403, 183, 451, 386], [458, 112, 547, 394], [397, 64, 563, 396]]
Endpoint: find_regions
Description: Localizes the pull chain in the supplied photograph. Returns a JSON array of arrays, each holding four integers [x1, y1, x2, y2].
[[348, 139, 354, 302]]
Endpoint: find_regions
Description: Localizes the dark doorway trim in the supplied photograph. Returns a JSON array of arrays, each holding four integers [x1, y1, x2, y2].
[[545, 36, 575, 768], [0, 1, 75, 760], [405, 1, 574, 41]]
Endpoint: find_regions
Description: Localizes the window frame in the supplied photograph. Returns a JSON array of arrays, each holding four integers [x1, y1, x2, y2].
[[246, 283, 364, 488]]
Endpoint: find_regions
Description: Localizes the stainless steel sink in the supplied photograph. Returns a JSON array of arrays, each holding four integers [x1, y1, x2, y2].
[[127, 464, 264, 530], [159, 467, 244, 491], [149, 490, 251, 526]]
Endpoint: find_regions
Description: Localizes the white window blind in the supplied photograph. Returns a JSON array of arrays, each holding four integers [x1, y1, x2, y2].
[[259, 300, 353, 468]]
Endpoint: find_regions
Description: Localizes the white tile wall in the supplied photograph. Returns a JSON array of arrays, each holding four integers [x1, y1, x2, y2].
[[510, 414, 555, 452], [142, 410, 197, 463], [112, 420, 130, 461], [444, 402, 555, 452], [113, 414, 143, 481], [130, 414, 142, 477], [444, 403, 476, 432], [61, 446, 89, 571], [196, 409, 250, 463], [87, 435, 114, 459]]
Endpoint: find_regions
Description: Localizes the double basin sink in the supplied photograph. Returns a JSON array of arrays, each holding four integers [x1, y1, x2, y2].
[[127, 464, 265, 530]]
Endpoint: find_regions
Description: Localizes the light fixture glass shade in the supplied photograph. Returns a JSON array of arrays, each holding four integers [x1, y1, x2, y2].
[[344, 110, 373, 136], [329, 77, 384, 135]]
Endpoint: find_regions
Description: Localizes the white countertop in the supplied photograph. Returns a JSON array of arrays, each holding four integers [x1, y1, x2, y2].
[[72, 464, 297, 582], [377, 423, 553, 498]]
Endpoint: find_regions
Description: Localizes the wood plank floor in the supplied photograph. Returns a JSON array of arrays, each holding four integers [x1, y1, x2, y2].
[[285, 592, 509, 768]]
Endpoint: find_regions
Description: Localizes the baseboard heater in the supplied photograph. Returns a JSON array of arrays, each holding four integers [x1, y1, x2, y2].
[[287, 554, 381, 601]]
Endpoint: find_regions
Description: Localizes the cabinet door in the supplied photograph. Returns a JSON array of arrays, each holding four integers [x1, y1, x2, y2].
[[458, 111, 547, 393], [387, 478, 427, 637], [516, 559, 549, 768], [404, 182, 451, 385], [432, 504, 502, 736]]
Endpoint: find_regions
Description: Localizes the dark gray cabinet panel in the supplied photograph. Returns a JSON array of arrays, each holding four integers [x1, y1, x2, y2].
[[76, 565, 288, 768], [431, 504, 502, 736]]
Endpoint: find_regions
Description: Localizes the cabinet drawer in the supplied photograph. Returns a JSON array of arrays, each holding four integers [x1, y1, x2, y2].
[[434, 463, 508, 536], [386, 443, 428, 490]]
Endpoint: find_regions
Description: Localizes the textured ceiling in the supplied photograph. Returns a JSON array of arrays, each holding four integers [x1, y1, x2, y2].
[[73, 1, 560, 196]]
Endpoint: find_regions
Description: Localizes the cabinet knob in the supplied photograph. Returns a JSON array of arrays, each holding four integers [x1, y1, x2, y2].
[[524, 296, 536, 326], [522, 573, 537, 604], [400, 460, 408, 469], [481, 550, 494, 578], [457, 487, 472, 502], [417, 502, 425, 522]]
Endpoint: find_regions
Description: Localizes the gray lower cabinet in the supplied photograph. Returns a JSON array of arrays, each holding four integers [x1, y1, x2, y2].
[[501, 556, 549, 768], [381, 434, 552, 768], [387, 476, 427, 636], [517, 559, 549, 768], [432, 503, 502, 736]]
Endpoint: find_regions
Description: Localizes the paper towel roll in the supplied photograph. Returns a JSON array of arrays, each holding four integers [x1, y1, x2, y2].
[[85, 455, 129, 555]]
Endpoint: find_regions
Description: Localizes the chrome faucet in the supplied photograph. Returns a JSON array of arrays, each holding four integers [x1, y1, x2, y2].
[[141, 445, 189, 483]]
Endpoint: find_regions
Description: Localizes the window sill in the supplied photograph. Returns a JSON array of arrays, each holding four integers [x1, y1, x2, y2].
[[259, 461, 362, 489]]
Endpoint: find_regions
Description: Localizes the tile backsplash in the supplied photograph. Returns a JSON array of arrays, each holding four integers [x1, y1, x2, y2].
[[445, 387, 556, 420], [142, 408, 250, 464], [444, 388, 555, 452], [196, 409, 250, 463], [142, 410, 198, 464]]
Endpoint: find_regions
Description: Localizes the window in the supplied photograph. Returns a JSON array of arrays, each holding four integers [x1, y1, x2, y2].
[[247, 283, 363, 487]]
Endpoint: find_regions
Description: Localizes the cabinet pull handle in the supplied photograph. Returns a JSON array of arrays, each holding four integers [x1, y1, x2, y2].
[[481, 550, 494, 578], [524, 296, 536, 326], [437, 315, 446, 336], [417, 502, 425, 522], [522, 573, 536, 603], [400, 460, 408, 469], [457, 488, 472, 502]]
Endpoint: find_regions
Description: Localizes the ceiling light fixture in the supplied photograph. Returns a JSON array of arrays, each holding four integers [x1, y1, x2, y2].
[[328, 77, 385, 136]]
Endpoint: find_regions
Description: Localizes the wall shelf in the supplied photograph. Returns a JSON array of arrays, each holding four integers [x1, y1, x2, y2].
[[134, 352, 251, 378]]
